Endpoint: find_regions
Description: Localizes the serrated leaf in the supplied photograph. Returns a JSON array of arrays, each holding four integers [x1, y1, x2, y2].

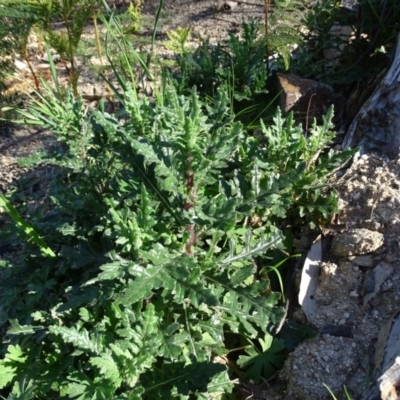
[[126, 136, 178, 191], [67, 382, 87, 399], [58, 222, 77, 236], [115, 304, 162, 386], [205, 273, 283, 336], [220, 229, 283, 266], [50, 326, 102, 354], [159, 330, 191, 360], [0, 363, 17, 388], [99, 262, 127, 280], [230, 264, 255, 286], [56, 285, 100, 312], [8, 320, 36, 335], [90, 353, 121, 386], [110, 343, 132, 360], [205, 369, 234, 397], [199, 196, 239, 230], [123, 256, 218, 307]]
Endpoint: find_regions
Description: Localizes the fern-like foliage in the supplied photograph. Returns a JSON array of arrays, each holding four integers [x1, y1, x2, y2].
[[267, 0, 305, 69], [171, 21, 267, 101], [0, 0, 40, 86], [165, 26, 192, 55], [0, 0, 101, 95]]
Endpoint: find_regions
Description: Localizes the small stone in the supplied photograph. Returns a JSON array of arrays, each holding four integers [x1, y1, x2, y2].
[[217, 0, 238, 10], [14, 59, 28, 70], [352, 192, 361, 200], [360, 220, 381, 231], [385, 254, 397, 263], [348, 254, 375, 267], [349, 291, 359, 297], [336, 170, 344, 177]]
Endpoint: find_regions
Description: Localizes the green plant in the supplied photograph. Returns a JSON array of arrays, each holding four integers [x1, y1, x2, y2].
[[165, 26, 192, 56], [0, 193, 56, 258], [125, 0, 143, 34], [170, 12, 304, 125], [325, 384, 353, 400], [264, 0, 305, 70], [0, 10, 356, 398], [238, 332, 286, 383], [172, 21, 268, 101], [293, 0, 400, 87], [0, 93, 355, 399], [292, 0, 352, 81], [46, 0, 102, 96], [0, 0, 102, 96], [0, 87, 284, 398], [0, 0, 45, 91]]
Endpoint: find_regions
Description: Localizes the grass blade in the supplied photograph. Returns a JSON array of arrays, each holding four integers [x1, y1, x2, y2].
[[0, 194, 56, 258]]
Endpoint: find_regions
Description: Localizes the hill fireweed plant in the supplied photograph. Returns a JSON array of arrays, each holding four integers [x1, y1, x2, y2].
[[0, 18, 356, 400]]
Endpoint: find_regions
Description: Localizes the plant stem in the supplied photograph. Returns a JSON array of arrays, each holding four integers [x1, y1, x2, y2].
[[265, 0, 270, 73], [184, 154, 197, 257], [63, 6, 78, 97], [24, 48, 40, 92], [93, 14, 112, 100]]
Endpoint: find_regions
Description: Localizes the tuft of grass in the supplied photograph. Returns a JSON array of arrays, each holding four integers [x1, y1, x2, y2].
[[324, 384, 353, 400]]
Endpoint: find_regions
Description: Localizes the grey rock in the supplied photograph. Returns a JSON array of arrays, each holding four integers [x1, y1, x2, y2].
[[348, 254, 376, 267], [331, 229, 384, 258]]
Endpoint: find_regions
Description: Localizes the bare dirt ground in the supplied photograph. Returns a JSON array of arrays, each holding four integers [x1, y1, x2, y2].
[[1, 1, 400, 400]]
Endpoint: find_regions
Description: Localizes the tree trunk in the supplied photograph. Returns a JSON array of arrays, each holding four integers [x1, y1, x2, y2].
[[342, 33, 400, 159]]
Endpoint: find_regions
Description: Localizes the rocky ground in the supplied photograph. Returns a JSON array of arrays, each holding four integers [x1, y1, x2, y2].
[[1, 1, 400, 399], [258, 153, 400, 400]]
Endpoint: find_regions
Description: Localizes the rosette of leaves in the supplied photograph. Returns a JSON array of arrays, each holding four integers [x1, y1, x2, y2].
[[0, 21, 355, 397], [0, 85, 287, 398]]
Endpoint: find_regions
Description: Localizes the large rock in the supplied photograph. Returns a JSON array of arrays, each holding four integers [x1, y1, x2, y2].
[[276, 73, 344, 129], [282, 335, 360, 400]]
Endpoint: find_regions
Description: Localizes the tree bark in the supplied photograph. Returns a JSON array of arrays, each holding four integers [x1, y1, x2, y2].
[[342, 33, 400, 159]]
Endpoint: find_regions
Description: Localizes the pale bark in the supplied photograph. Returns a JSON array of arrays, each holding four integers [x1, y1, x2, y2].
[[343, 34, 400, 158]]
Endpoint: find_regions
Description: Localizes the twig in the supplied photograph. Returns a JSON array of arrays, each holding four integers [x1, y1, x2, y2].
[[305, 92, 316, 134], [23, 49, 40, 92]]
